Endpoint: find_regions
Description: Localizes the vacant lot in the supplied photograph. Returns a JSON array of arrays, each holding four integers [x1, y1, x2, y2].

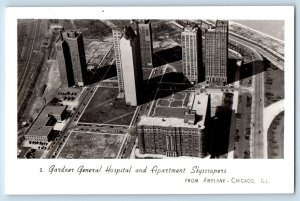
[[58, 132, 124, 159], [85, 40, 113, 67], [79, 87, 136, 125]]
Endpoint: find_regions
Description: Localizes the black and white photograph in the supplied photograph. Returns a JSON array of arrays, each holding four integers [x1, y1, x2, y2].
[[16, 18, 285, 160], [5, 6, 294, 194]]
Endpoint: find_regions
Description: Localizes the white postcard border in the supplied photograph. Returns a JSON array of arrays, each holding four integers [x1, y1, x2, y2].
[[5, 6, 294, 194]]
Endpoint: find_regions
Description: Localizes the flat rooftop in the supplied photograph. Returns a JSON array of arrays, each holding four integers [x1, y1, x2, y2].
[[140, 92, 209, 128], [25, 105, 65, 137], [43, 105, 66, 117]]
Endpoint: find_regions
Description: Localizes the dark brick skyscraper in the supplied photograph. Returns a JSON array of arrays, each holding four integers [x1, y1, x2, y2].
[[55, 40, 75, 87], [138, 20, 153, 68], [56, 30, 87, 87], [205, 20, 228, 85]]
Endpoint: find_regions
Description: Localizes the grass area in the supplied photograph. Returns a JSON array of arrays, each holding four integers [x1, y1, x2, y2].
[[268, 111, 284, 159], [58, 132, 124, 159], [152, 90, 188, 118], [79, 87, 136, 125], [264, 62, 284, 107], [233, 92, 252, 159], [157, 99, 169, 106]]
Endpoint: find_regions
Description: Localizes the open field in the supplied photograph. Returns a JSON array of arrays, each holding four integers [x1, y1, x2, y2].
[[58, 132, 124, 159], [79, 87, 136, 125], [264, 62, 284, 107], [268, 111, 284, 159]]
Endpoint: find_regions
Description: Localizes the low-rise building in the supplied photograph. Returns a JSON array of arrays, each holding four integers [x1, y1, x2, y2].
[[137, 92, 210, 158], [24, 105, 67, 143]]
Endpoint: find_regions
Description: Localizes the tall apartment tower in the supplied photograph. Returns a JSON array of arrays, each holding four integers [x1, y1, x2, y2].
[[60, 31, 87, 87], [112, 27, 125, 93], [205, 20, 228, 85], [55, 40, 75, 87], [138, 20, 153, 68], [181, 24, 202, 84], [119, 26, 143, 106]]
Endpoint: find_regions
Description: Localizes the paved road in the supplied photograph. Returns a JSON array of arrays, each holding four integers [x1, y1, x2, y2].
[[252, 54, 264, 158], [45, 48, 117, 158], [230, 37, 265, 158], [230, 35, 284, 71]]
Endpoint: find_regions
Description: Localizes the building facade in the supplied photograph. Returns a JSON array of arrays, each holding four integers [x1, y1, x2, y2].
[[57, 31, 87, 87], [119, 26, 143, 106], [55, 40, 75, 87], [112, 27, 125, 93], [181, 24, 202, 84], [137, 93, 210, 158], [205, 20, 229, 85], [138, 20, 153, 68]]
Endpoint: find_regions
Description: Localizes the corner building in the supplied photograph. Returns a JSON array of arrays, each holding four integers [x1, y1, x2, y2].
[[119, 26, 143, 106], [181, 24, 202, 83], [137, 93, 210, 158], [205, 20, 228, 85]]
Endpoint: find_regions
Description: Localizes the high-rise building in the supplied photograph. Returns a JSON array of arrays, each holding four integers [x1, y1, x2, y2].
[[137, 92, 210, 158], [119, 26, 143, 106], [55, 40, 75, 87], [138, 20, 153, 68], [181, 24, 202, 84], [205, 20, 228, 85], [60, 31, 87, 87], [112, 27, 125, 93]]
